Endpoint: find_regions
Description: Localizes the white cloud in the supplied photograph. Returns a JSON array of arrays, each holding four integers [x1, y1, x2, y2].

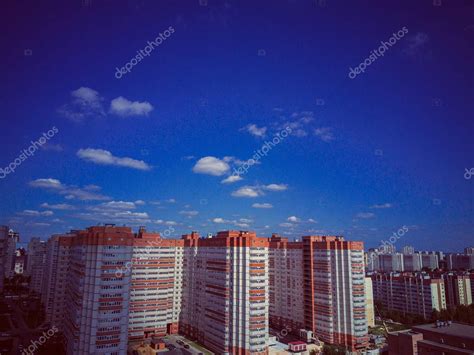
[[287, 216, 301, 222], [165, 198, 176, 203], [30, 178, 63, 189], [154, 220, 178, 226], [40, 203, 75, 210], [19, 210, 54, 216], [77, 148, 151, 171], [370, 203, 392, 209], [57, 87, 105, 122], [29, 178, 110, 201], [314, 127, 334, 142], [221, 175, 243, 184], [231, 186, 262, 198], [192, 156, 230, 176], [109, 96, 154, 117], [98, 201, 137, 210], [241, 124, 267, 138], [356, 212, 375, 219], [212, 217, 228, 223], [264, 184, 288, 191], [308, 218, 317, 223], [252, 203, 273, 209], [276, 112, 314, 137], [403, 32, 429, 57], [279, 222, 293, 228], [179, 210, 199, 216], [134, 200, 146, 205]]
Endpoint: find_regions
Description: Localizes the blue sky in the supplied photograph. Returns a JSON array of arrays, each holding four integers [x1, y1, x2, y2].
[[0, 0, 472, 251]]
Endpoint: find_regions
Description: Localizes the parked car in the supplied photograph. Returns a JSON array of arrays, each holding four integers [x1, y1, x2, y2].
[[184, 344, 190, 349]]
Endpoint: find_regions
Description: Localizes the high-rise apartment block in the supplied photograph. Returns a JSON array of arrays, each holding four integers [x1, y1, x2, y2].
[[442, 272, 472, 307], [26, 237, 47, 294], [41, 233, 72, 331], [372, 273, 446, 319], [180, 231, 269, 355], [268, 235, 368, 352], [0, 226, 19, 279], [39, 225, 369, 354]]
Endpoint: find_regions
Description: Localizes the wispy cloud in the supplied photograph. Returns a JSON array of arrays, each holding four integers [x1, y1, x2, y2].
[[356, 212, 375, 219], [221, 175, 243, 184], [231, 186, 262, 198], [241, 123, 267, 138], [403, 32, 429, 57], [287, 216, 301, 222], [77, 148, 151, 171], [29, 178, 110, 201], [263, 184, 287, 191], [314, 127, 334, 142], [109, 96, 154, 117], [370, 203, 392, 209], [19, 209, 54, 216], [57, 87, 105, 122], [252, 203, 273, 209], [40, 202, 75, 210]]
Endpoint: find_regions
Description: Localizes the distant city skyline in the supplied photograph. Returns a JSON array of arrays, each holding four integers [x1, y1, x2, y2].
[[1, 1, 472, 252]]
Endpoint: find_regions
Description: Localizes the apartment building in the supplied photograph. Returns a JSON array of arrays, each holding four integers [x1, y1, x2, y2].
[[63, 225, 134, 355], [268, 235, 368, 352], [268, 235, 304, 332], [447, 253, 474, 270], [128, 227, 184, 340], [365, 277, 375, 327], [372, 273, 446, 319], [41, 233, 73, 330], [39, 225, 369, 354], [1, 227, 19, 279], [27, 237, 47, 294], [442, 272, 472, 306], [0, 226, 9, 292], [180, 231, 269, 355], [379, 253, 404, 272]]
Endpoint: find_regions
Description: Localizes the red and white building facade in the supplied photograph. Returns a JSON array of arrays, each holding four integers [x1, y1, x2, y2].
[[269, 235, 369, 352], [180, 231, 269, 355], [41, 226, 368, 354]]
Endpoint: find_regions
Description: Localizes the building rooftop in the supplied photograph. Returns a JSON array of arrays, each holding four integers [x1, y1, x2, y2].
[[412, 323, 474, 340]]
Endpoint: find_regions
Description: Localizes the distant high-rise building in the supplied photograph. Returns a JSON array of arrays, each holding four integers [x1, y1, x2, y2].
[[402, 246, 415, 255], [403, 253, 422, 271], [464, 247, 474, 255], [442, 272, 472, 307], [27, 237, 47, 294], [447, 253, 474, 270], [420, 252, 439, 270], [0, 226, 9, 292], [41, 233, 72, 331], [379, 253, 404, 272], [2, 228, 19, 278], [14, 249, 26, 274], [372, 273, 446, 319]]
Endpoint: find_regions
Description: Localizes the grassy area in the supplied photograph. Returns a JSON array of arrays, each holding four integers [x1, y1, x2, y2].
[[370, 321, 410, 335]]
